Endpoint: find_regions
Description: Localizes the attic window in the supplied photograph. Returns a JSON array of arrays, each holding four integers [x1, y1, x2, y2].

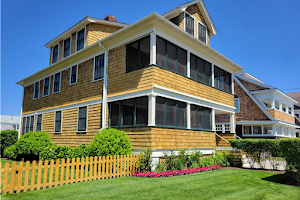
[[185, 13, 194, 36], [52, 44, 58, 64], [77, 28, 85, 51], [63, 37, 71, 58], [198, 23, 206, 43]]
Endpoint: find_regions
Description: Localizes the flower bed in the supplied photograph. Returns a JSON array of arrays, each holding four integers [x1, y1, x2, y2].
[[133, 165, 222, 178]]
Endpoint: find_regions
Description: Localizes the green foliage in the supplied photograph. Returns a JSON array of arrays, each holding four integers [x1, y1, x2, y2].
[[88, 128, 132, 157], [200, 156, 215, 167], [175, 149, 189, 169], [163, 149, 177, 170], [279, 138, 300, 183], [137, 147, 152, 172], [189, 149, 202, 166], [0, 130, 18, 156], [73, 144, 89, 158], [39, 144, 75, 161], [155, 163, 167, 173], [4, 131, 52, 161], [3, 144, 18, 159]]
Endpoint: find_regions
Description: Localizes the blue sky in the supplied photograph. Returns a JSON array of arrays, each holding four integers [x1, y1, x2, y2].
[[1, 0, 300, 116]]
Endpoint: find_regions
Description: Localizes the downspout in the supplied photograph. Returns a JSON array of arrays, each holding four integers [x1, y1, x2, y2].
[[18, 87, 24, 139], [99, 41, 108, 131], [235, 93, 247, 139]]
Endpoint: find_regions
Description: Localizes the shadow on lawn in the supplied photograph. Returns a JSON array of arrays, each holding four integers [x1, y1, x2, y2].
[[262, 173, 300, 187]]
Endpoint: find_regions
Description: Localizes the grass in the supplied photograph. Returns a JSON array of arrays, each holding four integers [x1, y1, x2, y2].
[[1, 168, 300, 200]]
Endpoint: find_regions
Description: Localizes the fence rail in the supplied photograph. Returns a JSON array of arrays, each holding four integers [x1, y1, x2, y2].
[[0, 154, 139, 195]]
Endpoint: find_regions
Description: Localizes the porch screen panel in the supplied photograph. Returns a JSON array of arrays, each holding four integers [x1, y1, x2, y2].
[[167, 42, 176, 72], [177, 47, 187, 76], [22, 117, 26, 135], [204, 108, 211, 130], [110, 102, 120, 127], [214, 66, 219, 89], [204, 61, 211, 85], [127, 41, 139, 72], [26, 116, 30, 133], [136, 97, 148, 125], [156, 36, 166, 68], [190, 54, 197, 80], [197, 107, 204, 130], [122, 99, 134, 126], [191, 105, 197, 129], [197, 57, 204, 83], [177, 101, 186, 127], [167, 99, 176, 126], [156, 97, 165, 125], [139, 36, 150, 68]]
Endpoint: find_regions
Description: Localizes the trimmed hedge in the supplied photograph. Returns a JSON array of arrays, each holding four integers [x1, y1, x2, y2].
[[0, 130, 18, 156]]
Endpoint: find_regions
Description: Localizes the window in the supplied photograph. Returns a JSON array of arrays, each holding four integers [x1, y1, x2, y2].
[[185, 13, 194, 36], [70, 65, 77, 84], [155, 97, 186, 128], [253, 126, 262, 134], [36, 114, 42, 132], [276, 125, 281, 135], [243, 126, 251, 135], [43, 77, 50, 96], [26, 116, 30, 133], [190, 104, 211, 130], [22, 115, 35, 135], [54, 111, 62, 133], [77, 28, 85, 51], [52, 44, 58, 64], [126, 36, 150, 72], [198, 23, 206, 43], [22, 117, 26, 136], [190, 53, 212, 85], [156, 36, 187, 76], [109, 97, 148, 127], [214, 66, 232, 93], [263, 125, 272, 135], [53, 72, 61, 93], [234, 98, 240, 113], [29, 116, 34, 132], [33, 81, 40, 99], [63, 37, 71, 58], [78, 106, 87, 132], [94, 54, 104, 81]]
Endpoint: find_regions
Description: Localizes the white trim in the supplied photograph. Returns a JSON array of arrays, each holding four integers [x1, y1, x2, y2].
[[77, 105, 88, 133], [93, 53, 105, 82], [101, 50, 109, 130], [234, 74, 274, 90], [250, 89, 298, 104], [184, 11, 196, 37], [42, 76, 51, 97], [197, 20, 207, 45], [148, 94, 156, 126], [54, 110, 63, 133], [69, 64, 78, 85], [18, 87, 24, 139], [33, 81, 40, 100], [149, 32, 156, 65], [51, 43, 59, 64], [52, 72, 61, 94], [75, 27, 86, 52], [233, 75, 274, 120], [62, 36, 71, 58]]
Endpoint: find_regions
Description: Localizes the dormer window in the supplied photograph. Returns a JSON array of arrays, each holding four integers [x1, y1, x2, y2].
[[198, 22, 206, 43], [185, 13, 194, 36], [77, 28, 85, 51], [63, 37, 71, 58], [52, 44, 58, 64]]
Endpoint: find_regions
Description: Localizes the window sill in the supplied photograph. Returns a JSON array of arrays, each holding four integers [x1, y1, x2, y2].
[[70, 82, 77, 85], [52, 91, 60, 95], [93, 78, 104, 83]]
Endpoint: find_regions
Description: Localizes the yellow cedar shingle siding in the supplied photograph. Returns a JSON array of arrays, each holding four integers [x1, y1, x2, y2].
[[268, 110, 295, 124], [71, 32, 76, 54]]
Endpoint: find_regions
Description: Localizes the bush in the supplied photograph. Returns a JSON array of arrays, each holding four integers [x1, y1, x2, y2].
[[163, 149, 177, 170], [279, 138, 300, 183], [3, 145, 18, 160], [155, 163, 167, 173], [73, 144, 89, 158], [1, 130, 18, 156], [137, 147, 152, 172], [88, 128, 132, 156], [4, 131, 52, 161], [39, 144, 74, 161]]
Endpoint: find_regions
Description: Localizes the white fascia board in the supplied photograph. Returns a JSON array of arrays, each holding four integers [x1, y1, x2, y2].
[[236, 120, 300, 128], [234, 76, 274, 120], [251, 89, 298, 105], [234, 74, 274, 89]]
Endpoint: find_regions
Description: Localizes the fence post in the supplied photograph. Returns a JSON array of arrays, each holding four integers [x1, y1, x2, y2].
[[101, 156, 105, 180], [23, 161, 30, 192], [49, 160, 54, 188], [54, 159, 60, 187], [30, 161, 37, 191], [80, 157, 84, 182], [43, 160, 49, 189], [65, 158, 70, 184], [70, 158, 75, 183], [16, 161, 24, 193], [98, 156, 102, 180], [60, 159, 65, 185], [75, 157, 80, 183], [2, 162, 10, 195]]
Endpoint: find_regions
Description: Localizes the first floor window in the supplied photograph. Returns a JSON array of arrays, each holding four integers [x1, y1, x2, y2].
[[55, 111, 62, 133], [191, 105, 211, 130], [94, 54, 104, 80], [43, 77, 50, 96], [26, 116, 30, 133], [52, 44, 58, 64], [36, 114, 42, 132], [34, 81, 40, 99], [78, 106, 87, 132], [253, 126, 262, 135], [29, 116, 34, 132], [53, 72, 61, 93], [70, 65, 77, 84], [22, 117, 26, 135], [243, 126, 251, 135]]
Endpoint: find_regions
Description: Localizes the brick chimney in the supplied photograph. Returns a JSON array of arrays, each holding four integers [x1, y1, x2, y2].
[[104, 15, 118, 22]]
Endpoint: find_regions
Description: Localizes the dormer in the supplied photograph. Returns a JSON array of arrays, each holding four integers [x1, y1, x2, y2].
[[45, 16, 128, 65], [162, 0, 217, 46]]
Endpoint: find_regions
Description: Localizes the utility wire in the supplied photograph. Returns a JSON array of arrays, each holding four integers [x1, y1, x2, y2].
[[281, 88, 300, 91]]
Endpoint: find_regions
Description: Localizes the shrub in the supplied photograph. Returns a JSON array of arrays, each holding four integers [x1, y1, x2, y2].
[[88, 128, 132, 156], [137, 147, 152, 172], [0, 130, 18, 156], [163, 149, 177, 170], [4, 131, 52, 161], [189, 149, 202, 167], [175, 149, 189, 169], [279, 138, 300, 183], [3, 145, 18, 160], [155, 163, 167, 173], [73, 144, 89, 158], [39, 144, 74, 161]]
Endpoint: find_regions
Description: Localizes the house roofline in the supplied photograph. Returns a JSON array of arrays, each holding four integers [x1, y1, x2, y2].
[[250, 89, 298, 104], [234, 73, 274, 90]]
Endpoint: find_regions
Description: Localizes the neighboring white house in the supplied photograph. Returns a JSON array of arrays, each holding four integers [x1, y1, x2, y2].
[[0, 115, 20, 131]]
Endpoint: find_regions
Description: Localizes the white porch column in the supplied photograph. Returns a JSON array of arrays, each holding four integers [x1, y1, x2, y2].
[[102, 50, 109, 129], [230, 113, 235, 133], [150, 32, 156, 65], [186, 103, 191, 129], [279, 102, 282, 111], [272, 124, 276, 136], [211, 65, 214, 87], [285, 105, 289, 114], [271, 97, 275, 109], [222, 124, 225, 133], [211, 109, 216, 131], [148, 94, 156, 126], [291, 108, 294, 115], [187, 51, 190, 77], [231, 73, 234, 94]]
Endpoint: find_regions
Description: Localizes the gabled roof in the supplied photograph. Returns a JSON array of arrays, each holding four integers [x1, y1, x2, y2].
[[162, 0, 217, 36], [286, 92, 300, 107], [234, 71, 273, 90], [45, 16, 128, 48]]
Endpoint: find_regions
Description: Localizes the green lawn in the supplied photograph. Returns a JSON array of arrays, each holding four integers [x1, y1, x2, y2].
[[1, 168, 299, 200]]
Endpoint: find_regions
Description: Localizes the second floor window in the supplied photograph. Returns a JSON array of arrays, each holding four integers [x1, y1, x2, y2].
[[190, 54, 212, 85], [43, 77, 50, 96], [63, 37, 71, 58], [214, 66, 232, 93], [55, 111, 62, 133], [70, 65, 77, 84], [94, 54, 104, 80], [126, 36, 150, 72], [198, 23, 206, 43], [52, 45, 58, 64], [53, 72, 61, 94], [77, 28, 85, 51], [185, 13, 194, 36], [34, 81, 39, 99]]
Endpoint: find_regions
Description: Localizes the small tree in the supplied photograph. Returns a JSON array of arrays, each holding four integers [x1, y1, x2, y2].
[[0, 130, 18, 156], [137, 147, 152, 172]]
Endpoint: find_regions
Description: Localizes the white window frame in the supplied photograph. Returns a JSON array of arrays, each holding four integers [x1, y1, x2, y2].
[[52, 72, 62, 94], [93, 54, 105, 82], [36, 114, 43, 132], [33, 81, 40, 100], [77, 106, 88, 133], [234, 98, 240, 113], [63, 36, 72, 58], [197, 21, 207, 45], [54, 110, 63, 133], [69, 64, 78, 85], [52, 43, 59, 64], [75, 27, 86, 52], [42, 76, 51, 97], [184, 12, 195, 37]]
